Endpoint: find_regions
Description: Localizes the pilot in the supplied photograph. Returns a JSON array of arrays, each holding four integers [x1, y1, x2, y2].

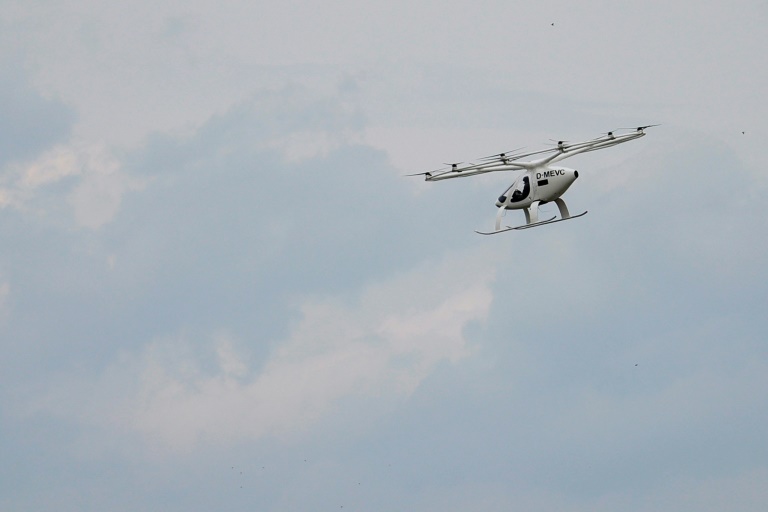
[[510, 176, 529, 202]]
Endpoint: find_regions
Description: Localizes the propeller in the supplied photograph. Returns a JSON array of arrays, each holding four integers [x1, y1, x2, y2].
[[406, 162, 466, 177], [547, 139, 570, 151], [406, 164, 453, 177], [620, 124, 660, 132], [635, 124, 660, 132], [478, 147, 527, 162]]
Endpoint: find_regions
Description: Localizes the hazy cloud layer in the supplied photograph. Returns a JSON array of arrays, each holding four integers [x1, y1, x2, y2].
[[0, 64, 74, 167], [122, 252, 491, 450], [1, 0, 767, 511]]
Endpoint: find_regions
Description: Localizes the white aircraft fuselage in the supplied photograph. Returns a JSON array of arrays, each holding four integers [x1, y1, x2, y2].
[[496, 166, 579, 210]]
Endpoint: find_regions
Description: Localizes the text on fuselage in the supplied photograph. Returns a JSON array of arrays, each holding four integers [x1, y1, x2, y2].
[[536, 169, 565, 179]]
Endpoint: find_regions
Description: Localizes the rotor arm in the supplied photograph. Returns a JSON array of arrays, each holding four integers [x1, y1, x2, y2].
[[545, 131, 646, 165], [478, 128, 652, 168], [425, 162, 527, 181], [413, 125, 655, 181]]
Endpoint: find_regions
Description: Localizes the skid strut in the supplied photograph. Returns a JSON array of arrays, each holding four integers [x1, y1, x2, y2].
[[477, 198, 585, 235]]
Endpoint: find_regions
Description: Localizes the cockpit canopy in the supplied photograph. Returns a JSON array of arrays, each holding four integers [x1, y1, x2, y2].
[[498, 175, 530, 204]]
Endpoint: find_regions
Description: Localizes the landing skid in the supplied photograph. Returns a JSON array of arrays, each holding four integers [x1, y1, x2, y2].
[[475, 211, 588, 235]]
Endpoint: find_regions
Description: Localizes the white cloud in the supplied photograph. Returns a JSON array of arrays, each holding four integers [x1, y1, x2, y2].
[[69, 250, 496, 452], [3, 2, 766, 509], [0, 145, 80, 210], [267, 128, 361, 164], [213, 332, 247, 378], [1, 143, 146, 228], [68, 169, 142, 229], [18, 145, 82, 188]]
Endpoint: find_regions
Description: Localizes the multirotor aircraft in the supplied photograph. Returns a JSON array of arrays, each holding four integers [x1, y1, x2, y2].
[[409, 125, 656, 234]]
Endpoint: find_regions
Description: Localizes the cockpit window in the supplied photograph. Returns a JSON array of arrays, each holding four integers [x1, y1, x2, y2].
[[508, 176, 530, 203]]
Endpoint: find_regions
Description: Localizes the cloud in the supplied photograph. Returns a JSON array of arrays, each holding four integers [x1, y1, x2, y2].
[[1, 2, 767, 511], [1, 143, 146, 228], [393, 466, 768, 512], [0, 82, 506, 463], [68, 165, 146, 230], [0, 84, 446, 406], [117, 250, 494, 451], [639, 468, 768, 512], [0, 279, 9, 324], [17, 249, 496, 453], [0, 62, 74, 167]]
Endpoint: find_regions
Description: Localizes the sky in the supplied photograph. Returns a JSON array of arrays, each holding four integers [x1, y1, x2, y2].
[[1, 0, 767, 510]]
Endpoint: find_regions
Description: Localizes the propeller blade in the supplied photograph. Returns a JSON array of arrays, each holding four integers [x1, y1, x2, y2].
[[440, 162, 468, 173], [546, 139, 571, 150], [620, 124, 660, 132], [478, 147, 527, 161], [599, 129, 620, 139], [406, 165, 450, 176]]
